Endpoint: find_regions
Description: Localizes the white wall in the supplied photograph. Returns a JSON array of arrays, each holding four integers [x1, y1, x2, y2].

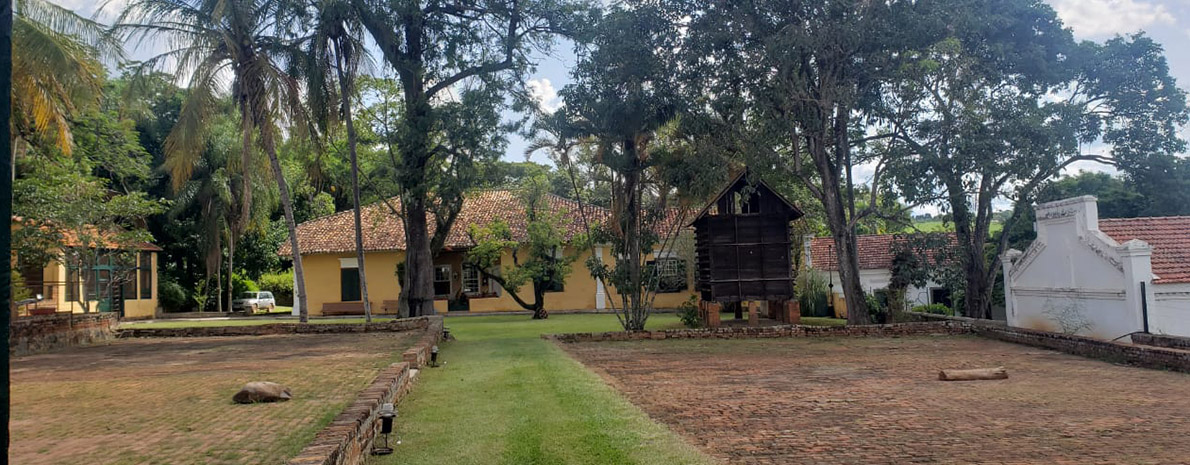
[[823, 269, 942, 308], [1151, 282, 1190, 336], [1003, 196, 1167, 340]]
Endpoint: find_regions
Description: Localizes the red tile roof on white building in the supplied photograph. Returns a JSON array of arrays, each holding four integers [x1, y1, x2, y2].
[[1098, 216, 1190, 284]]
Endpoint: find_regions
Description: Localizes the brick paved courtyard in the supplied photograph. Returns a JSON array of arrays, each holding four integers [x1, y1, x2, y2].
[[564, 335, 1190, 465], [9, 332, 415, 465]]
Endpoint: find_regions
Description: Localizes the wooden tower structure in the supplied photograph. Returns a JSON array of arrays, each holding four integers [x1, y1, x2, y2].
[[690, 170, 804, 327]]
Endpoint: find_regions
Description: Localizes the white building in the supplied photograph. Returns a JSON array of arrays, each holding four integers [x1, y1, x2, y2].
[[805, 234, 955, 315], [1002, 196, 1190, 339]]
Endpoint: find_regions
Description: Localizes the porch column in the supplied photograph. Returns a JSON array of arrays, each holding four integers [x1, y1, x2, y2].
[[594, 246, 607, 310], [748, 301, 759, 327]]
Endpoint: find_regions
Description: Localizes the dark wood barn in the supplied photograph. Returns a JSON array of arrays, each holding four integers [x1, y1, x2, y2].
[[691, 170, 804, 315]]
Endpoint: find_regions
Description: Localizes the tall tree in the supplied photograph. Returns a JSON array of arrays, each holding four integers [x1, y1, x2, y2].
[[884, 3, 1188, 318], [685, 0, 943, 324], [304, 0, 373, 321], [118, 0, 314, 321], [347, 0, 593, 316], [11, 0, 122, 157], [558, 2, 686, 330]]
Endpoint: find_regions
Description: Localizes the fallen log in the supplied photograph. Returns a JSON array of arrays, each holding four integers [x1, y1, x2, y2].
[[938, 367, 1008, 381]]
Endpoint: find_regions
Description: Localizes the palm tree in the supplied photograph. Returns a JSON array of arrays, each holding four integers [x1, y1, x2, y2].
[[11, 0, 123, 157], [117, 0, 312, 321], [303, 0, 372, 321]]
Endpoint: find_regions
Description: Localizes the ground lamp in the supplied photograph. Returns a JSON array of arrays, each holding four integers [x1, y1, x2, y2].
[[430, 345, 440, 367], [372, 403, 398, 455]]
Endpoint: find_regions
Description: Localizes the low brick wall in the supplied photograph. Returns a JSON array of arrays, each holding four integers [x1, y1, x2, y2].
[[1131, 333, 1190, 351], [118, 316, 435, 338], [549, 321, 969, 343], [287, 362, 416, 465], [287, 315, 444, 465], [10, 313, 120, 356], [975, 325, 1190, 373], [402, 316, 445, 367], [904, 312, 1190, 373]]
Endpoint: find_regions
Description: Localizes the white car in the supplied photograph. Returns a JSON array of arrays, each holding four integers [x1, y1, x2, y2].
[[233, 291, 276, 314]]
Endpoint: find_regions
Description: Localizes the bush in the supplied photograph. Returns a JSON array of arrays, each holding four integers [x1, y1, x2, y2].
[[797, 268, 830, 317], [258, 271, 294, 306], [912, 303, 954, 316], [231, 272, 259, 296], [158, 277, 190, 312], [677, 296, 701, 328], [865, 292, 886, 323]]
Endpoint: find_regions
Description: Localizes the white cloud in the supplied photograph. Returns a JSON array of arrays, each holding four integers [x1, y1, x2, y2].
[[526, 78, 562, 113], [1049, 0, 1174, 38]]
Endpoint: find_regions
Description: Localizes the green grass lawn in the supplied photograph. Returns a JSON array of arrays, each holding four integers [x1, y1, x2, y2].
[[368, 313, 716, 465]]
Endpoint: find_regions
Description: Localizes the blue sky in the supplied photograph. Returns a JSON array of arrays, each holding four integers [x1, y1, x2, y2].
[[69, 0, 1190, 177]]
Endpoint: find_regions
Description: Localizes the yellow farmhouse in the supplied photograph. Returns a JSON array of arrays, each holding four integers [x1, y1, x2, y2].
[[280, 189, 697, 316], [13, 235, 160, 320]]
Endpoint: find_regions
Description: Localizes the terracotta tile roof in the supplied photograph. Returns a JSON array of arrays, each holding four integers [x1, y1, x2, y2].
[[280, 189, 609, 256], [1099, 216, 1190, 284], [808, 233, 958, 271], [11, 217, 162, 252]]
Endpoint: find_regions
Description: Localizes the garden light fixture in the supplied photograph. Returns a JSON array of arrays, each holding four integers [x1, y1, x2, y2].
[[371, 403, 398, 455], [430, 345, 440, 367]]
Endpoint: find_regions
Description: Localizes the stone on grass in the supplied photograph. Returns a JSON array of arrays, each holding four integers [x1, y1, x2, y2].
[[233, 381, 293, 403]]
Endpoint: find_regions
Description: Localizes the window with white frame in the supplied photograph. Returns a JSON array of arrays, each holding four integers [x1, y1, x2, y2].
[[433, 264, 452, 297], [650, 258, 688, 293], [462, 265, 481, 294]]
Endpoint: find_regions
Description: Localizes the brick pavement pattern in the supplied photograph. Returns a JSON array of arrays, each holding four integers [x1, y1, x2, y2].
[[564, 336, 1190, 465], [10, 332, 415, 465]]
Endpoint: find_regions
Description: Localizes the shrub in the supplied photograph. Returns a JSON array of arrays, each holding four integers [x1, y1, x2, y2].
[[258, 271, 294, 306], [158, 277, 189, 312], [11, 270, 32, 303], [912, 303, 954, 316], [866, 292, 886, 323], [231, 272, 259, 296], [797, 268, 830, 317], [677, 296, 701, 328]]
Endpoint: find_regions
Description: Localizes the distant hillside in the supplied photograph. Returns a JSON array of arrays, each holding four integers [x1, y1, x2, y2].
[[906, 220, 1003, 235]]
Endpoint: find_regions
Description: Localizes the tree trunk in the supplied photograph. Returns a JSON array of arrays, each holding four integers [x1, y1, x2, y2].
[[532, 282, 548, 320], [816, 153, 870, 325], [226, 234, 235, 314], [335, 41, 371, 323], [262, 140, 309, 322], [622, 138, 645, 330], [403, 197, 436, 316]]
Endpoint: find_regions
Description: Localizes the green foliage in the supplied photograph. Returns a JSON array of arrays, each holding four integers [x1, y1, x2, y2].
[[231, 272, 259, 296], [465, 176, 580, 316], [11, 270, 33, 303], [796, 269, 830, 318], [677, 296, 700, 329], [258, 271, 295, 306], [913, 303, 954, 316], [865, 293, 885, 324], [158, 276, 190, 313]]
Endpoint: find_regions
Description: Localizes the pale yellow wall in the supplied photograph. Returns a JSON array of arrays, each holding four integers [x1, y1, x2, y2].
[[43, 251, 159, 319], [301, 251, 405, 316], [299, 244, 698, 314], [599, 246, 698, 310], [467, 246, 599, 313]]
